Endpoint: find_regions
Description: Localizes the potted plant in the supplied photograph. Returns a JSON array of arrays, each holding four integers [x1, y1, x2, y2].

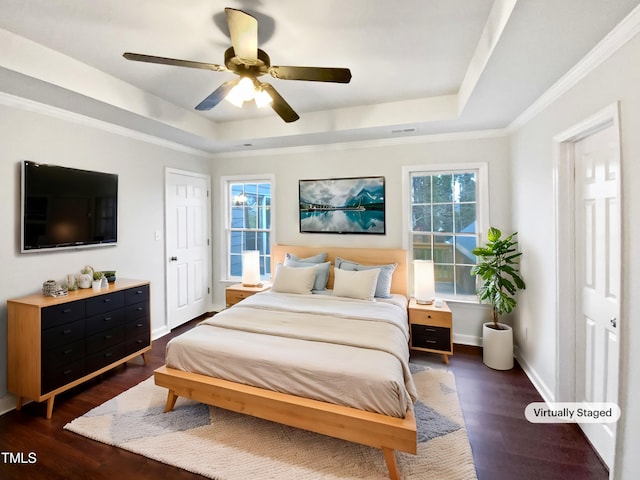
[[471, 227, 526, 370], [92, 270, 103, 292]]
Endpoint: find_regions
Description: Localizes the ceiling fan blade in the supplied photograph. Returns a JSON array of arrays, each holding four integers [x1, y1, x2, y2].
[[261, 83, 300, 123], [225, 8, 258, 62], [269, 66, 352, 83], [123, 52, 226, 72], [195, 80, 238, 111]]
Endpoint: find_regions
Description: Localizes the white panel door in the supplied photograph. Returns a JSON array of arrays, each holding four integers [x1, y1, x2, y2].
[[166, 170, 210, 329], [574, 123, 620, 469]]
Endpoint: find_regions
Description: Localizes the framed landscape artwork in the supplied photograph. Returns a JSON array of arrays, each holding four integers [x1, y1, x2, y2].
[[299, 176, 385, 234]]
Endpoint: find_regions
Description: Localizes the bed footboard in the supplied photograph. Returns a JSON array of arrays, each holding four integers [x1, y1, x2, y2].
[[154, 365, 416, 480]]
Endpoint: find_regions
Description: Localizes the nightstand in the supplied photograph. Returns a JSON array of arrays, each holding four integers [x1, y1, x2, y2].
[[408, 298, 453, 364], [225, 283, 271, 308]]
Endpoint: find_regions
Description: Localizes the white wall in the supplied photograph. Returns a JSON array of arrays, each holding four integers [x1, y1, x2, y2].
[[211, 133, 512, 342], [0, 100, 211, 413], [510, 31, 640, 479]]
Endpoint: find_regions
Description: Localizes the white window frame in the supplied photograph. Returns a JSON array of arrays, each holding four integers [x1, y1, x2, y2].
[[402, 163, 489, 303], [221, 174, 275, 282]]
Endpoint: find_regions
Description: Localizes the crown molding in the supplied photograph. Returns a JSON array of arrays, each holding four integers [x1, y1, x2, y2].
[[0, 91, 213, 158], [508, 3, 640, 131]]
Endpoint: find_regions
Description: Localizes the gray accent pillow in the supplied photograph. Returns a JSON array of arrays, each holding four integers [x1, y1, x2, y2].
[[335, 257, 397, 298], [284, 258, 331, 292]]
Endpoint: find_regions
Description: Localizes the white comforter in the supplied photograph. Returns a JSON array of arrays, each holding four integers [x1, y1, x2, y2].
[[165, 291, 417, 418]]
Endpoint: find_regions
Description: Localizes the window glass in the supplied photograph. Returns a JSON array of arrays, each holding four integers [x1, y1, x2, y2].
[[410, 169, 480, 300], [227, 179, 272, 280]]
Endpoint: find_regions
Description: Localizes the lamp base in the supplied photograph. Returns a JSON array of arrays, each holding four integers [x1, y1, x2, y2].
[[242, 282, 263, 288], [416, 299, 434, 305]]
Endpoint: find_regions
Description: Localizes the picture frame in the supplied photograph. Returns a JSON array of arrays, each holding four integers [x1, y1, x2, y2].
[[299, 176, 385, 234]]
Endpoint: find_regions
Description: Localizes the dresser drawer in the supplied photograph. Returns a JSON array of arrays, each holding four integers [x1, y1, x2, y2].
[[42, 301, 85, 329], [41, 318, 85, 350], [125, 334, 151, 356], [125, 284, 149, 305], [41, 358, 85, 394], [85, 291, 125, 316], [87, 325, 125, 353], [86, 309, 125, 337], [125, 301, 149, 322], [411, 324, 451, 352], [86, 343, 126, 372], [42, 339, 85, 369], [126, 316, 150, 336]]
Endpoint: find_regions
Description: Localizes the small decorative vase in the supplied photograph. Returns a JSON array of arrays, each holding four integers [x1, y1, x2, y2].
[[101, 276, 108, 289], [78, 273, 92, 289], [92, 280, 102, 292]]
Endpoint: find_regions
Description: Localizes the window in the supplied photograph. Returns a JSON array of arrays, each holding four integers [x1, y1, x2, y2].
[[223, 176, 274, 281], [407, 165, 487, 301]]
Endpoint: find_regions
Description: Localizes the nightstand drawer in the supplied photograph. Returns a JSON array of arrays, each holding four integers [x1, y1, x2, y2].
[[411, 324, 451, 351], [409, 308, 451, 327], [226, 290, 250, 306]]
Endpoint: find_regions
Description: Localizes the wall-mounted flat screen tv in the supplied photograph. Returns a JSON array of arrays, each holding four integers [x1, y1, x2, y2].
[[21, 161, 118, 252]]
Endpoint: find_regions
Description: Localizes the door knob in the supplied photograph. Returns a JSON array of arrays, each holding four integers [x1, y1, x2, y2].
[[170, 256, 178, 262], [610, 317, 617, 328]]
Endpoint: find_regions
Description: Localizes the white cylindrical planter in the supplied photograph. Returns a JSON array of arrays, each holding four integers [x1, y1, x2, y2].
[[482, 322, 514, 370]]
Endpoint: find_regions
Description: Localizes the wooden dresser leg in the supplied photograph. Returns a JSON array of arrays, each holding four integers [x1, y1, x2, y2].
[[46, 396, 55, 419], [141, 352, 147, 365], [16, 397, 24, 411], [382, 447, 400, 480], [165, 390, 178, 413], [443, 354, 449, 364]]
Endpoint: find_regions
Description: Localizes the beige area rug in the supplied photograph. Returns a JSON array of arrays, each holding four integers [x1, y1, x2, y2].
[[65, 365, 477, 479]]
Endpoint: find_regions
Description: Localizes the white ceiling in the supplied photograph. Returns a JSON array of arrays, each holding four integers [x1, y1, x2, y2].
[[1, 0, 638, 154]]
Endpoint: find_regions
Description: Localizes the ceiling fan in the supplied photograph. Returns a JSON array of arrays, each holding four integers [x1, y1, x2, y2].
[[123, 7, 352, 123]]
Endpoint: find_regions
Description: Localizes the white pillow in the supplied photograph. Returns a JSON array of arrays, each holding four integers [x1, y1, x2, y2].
[[332, 267, 381, 301], [271, 263, 317, 294]]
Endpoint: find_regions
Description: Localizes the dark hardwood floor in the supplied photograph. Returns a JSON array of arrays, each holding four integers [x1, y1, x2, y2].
[[0, 318, 607, 480]]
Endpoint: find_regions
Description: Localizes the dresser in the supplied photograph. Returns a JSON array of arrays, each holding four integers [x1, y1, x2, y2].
[[7, 279, 151, 418], [408, 298, 453, 364]]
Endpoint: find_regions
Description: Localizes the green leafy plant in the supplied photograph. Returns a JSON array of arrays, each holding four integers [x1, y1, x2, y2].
[[471, 227, 526, 330]]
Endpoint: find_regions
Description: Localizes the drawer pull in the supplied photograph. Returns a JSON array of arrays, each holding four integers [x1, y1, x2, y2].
[[136, 290, 143, 294], [104, 316, 112, 322], [136, 323, 143, 328], [63, 349, 73, 355], [63, 329, 72, 335], [63, 369, 73, 375], [104, 335, 113, 340], [63, 308, 72, 314], [104, 352, 113, 358], [103, 298, 111, 303], [136, 307, 143, 311], [426, 340, 437, 344]]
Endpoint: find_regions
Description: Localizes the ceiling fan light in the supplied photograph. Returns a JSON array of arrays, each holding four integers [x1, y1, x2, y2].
[[254, 89, 273, 108], [225, 77, 255, 108]]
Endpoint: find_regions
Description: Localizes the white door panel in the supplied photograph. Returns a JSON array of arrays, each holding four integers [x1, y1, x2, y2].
[[166, 171, 210, 329], [574, 123, 620, 469]]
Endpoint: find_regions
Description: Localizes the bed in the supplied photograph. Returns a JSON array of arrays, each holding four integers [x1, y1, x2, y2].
[[154, 245, 416, 479]]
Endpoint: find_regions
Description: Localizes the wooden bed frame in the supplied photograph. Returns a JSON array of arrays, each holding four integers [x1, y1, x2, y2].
[[154, 245, 415, 480]]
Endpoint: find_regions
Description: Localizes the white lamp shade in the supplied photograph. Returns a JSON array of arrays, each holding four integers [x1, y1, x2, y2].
[[414, 259, 435, 304], [242, 250, 261, 286]]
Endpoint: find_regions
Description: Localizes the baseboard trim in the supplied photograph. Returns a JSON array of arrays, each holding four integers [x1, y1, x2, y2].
[[514, 346, 555, 403], [453, 333, 483, 347]]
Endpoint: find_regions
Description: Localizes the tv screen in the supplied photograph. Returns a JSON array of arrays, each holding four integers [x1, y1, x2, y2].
[[21, 161, 118, 252]]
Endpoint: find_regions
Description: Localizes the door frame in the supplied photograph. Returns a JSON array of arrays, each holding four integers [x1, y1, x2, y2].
[[553, 103, 622, 472], [164, 167, 213, 330]]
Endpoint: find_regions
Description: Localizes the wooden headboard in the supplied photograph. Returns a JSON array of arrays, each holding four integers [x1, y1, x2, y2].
[[271, 244, 408, 296]]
